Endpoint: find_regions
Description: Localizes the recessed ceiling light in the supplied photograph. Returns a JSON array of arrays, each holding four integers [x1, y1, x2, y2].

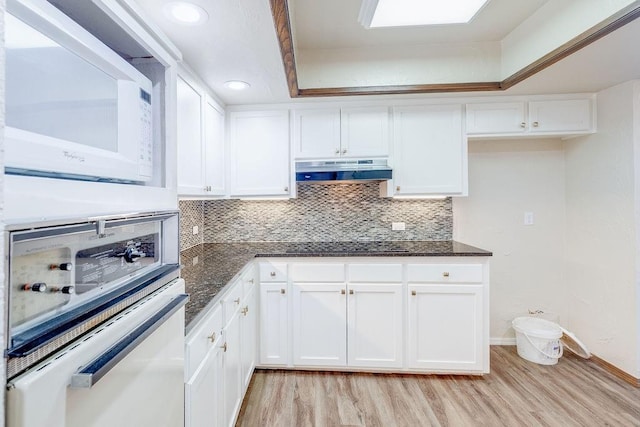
[[163, 2, 209, 25], [224, 81, 251, 90], [359, 0, 490, 28]]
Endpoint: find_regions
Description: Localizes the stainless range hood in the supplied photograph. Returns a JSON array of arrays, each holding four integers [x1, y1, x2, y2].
[[296, 159, 392, 183]]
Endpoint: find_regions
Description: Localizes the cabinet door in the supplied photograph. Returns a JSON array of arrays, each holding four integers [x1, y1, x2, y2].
[[340, 107, 389, 158], [347, 283, 403, 368], [407, 284, 483, 372], [528, 99, 592, 133], [228, 111, 290, 196], [292, 283, 347, 366], [393, 105, 466, 195], [222, 311, 242, 427], [240, 287, 257, 391], [465, 102, 526, 135], [259, 283, 289, 366], [176, 76, 205, 195], [293, 109, 341, 159], [204, 98, 225, 195], [185, 342, 224, 427]]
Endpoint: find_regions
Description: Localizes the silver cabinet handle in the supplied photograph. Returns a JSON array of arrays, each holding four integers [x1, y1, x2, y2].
[[342, 149, 347, 154], [411, 290, 417, 296], [280, 288, 286, 294], [234, 298, 241, 305], [284, 186, 289, 192], [247, 278, 254, 284], [533, 121, 539, 127], [270, 272, 276, 277], [208, 331, 217, 342], [70, 293, 189, 389], [335, 148, 340, 154], [349, 289, 354, 295], [520, 122, 526, 128], [443, 272, 450, 277], [341, 289, 346, 295]]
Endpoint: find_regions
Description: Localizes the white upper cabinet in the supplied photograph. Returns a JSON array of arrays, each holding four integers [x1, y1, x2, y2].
[[228, 110, 291, 197], [393, 104, 467, 196], [293, 107, 389, 159], [466, 98, 594, 137], [465, 102, 526, 135], [177, 71, 225, 197], [528, 99, 593, 134], [177, 75, 204, 195], [293, 109, 341, 159]]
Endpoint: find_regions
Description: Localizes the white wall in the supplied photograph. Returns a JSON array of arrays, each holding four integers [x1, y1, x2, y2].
[[454, 139, 567, 344], [565, 81, 639, 377], [501, 0, 635, 78]]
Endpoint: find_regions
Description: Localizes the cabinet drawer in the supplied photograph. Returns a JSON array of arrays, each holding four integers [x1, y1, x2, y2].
[[240, 267, 256, 295], [259, 262, 288, 282], [349, 264, 402, 282], [185, 305, 223, 380], [290, 263, 345, 282], [222, 281, 243, 325], [407, 264, 483, 283]]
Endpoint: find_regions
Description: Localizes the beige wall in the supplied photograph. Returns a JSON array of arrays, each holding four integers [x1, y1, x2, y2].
[[453, 139, 567, 344], [565, 81, 639, 377]]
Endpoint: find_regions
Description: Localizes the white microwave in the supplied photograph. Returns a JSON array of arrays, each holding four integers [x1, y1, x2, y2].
[[5, 0, 153, 183]]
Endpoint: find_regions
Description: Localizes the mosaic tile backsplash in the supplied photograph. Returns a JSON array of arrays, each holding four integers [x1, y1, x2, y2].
[[179, 200, 205, 250], [186, 182, 452, 244]]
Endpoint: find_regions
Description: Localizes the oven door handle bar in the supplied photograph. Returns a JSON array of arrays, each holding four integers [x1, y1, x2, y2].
[[69, 293, 189, 389]]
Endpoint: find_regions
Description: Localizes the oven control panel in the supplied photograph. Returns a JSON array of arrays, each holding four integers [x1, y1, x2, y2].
[[9, 222, 160, 333]]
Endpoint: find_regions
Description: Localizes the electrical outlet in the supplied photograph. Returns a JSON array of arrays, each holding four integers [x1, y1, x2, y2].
[[192, 256, 199, 266], [392, 222, 406, 231], [524, 212, 534, 226], [192, 225, 199, 235]]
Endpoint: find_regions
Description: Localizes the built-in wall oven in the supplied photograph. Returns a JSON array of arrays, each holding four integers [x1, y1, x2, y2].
[[4, 211, 187, 427]]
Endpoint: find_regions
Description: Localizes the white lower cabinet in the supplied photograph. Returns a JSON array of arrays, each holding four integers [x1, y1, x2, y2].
[[258, 258, 489, 375], [292, 283, 347, 366], [222, 308, 242, 427], [259, 283, 289, 366], [185, 265, 256, 427], [347, 283, 403, 368], [407, 284, 483, 372], [240, 286, 257, 390]]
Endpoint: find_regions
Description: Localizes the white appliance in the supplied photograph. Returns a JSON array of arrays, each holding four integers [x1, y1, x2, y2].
[[5, 0, 153, 183], [5, 212, 186, 426]]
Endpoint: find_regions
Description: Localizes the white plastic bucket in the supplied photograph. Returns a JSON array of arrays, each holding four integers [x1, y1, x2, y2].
[[512, 317, 563, 365]]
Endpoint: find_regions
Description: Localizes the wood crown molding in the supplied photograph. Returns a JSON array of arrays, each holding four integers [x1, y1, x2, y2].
[[269, 0, 640, 98]]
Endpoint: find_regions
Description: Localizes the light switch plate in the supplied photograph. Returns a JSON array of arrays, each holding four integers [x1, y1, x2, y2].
[[392, 222, 406, 231], [524, 212, 534, 225], [192, 225, 199, 235]]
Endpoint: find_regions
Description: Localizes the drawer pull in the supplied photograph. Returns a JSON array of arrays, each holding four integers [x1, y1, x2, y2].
[[443, 272, 450, 277], [280, 288, 286, 294], [349, 289, 354, 295], [533, 121, 539, 127], [247, 278, 254, 284], [270, 271, 276, 277], [411, 290, 417, 296], [520, 122, 526, 128], [341, 289, 346, 295], [234, 298, 241, 305], [221, 342, 227, 352], [208, 331, 217, 343], [241, 306, 249, 316]]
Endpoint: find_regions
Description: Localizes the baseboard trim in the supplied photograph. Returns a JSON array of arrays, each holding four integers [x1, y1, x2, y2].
[[589, 354, 640, 388], [490, 338, 516, 346]]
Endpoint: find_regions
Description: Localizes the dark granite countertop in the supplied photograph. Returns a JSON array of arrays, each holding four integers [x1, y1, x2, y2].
[[181, 241, 492, 334]]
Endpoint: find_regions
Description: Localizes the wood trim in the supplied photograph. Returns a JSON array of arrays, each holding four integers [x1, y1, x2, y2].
[[501, 3, 640, 90], [298, 82, 502, 97], [269, 0, 640, 98], [269, 0, 299, 98], [590, 354, 640, 388]]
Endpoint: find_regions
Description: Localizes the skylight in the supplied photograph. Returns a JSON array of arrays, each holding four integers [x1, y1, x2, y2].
[[359, 0, 490, 28]]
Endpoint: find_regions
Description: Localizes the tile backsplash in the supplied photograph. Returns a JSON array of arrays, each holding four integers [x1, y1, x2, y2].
[[179, 200, 205, 250], [179, 182, 452, 248]]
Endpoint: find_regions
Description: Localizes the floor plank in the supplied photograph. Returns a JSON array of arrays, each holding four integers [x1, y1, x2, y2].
[[237, 346, 640, 427]]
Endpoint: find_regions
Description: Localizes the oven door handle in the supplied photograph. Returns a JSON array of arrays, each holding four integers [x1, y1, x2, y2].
[[70, 293, 189, 389]]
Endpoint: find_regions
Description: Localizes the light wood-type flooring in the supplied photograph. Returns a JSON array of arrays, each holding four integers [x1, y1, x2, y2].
[[236, 346, 640, 427]]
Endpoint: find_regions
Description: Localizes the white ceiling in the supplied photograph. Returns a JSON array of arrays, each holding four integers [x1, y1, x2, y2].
[[134, 0, 640, 105], [291, 0, 548, 49]]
